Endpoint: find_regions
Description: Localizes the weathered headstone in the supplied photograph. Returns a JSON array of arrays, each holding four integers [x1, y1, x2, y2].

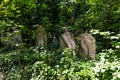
[[78, 33, 96, 59], [36, 26, 47, 48], [0, 72, 5, 80], [60, 31, 76, 56]]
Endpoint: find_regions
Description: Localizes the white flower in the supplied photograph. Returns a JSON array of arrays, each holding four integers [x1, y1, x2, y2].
[[100, 31, 110, 36], [115, 45, 120, 49], [110, 36, 119, 39], [90, 29, 99, 34]]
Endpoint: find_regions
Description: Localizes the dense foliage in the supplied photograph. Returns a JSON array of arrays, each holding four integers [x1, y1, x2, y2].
[[0, 44, 120, 80], [0, 0, 120, 80]]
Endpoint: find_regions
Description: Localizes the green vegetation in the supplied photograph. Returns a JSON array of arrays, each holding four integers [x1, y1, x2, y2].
[[0, 0, 120, 80]]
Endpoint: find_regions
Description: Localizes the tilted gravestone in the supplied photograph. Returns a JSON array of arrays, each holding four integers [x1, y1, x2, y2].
[[60, 31, 76, 56], [77, 33, 96, 59]]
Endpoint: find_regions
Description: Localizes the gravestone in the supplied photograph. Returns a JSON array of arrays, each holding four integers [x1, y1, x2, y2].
[[36, 26, 47, 48], [60, 31, 76, 56], [78, 33, 96, 59]]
